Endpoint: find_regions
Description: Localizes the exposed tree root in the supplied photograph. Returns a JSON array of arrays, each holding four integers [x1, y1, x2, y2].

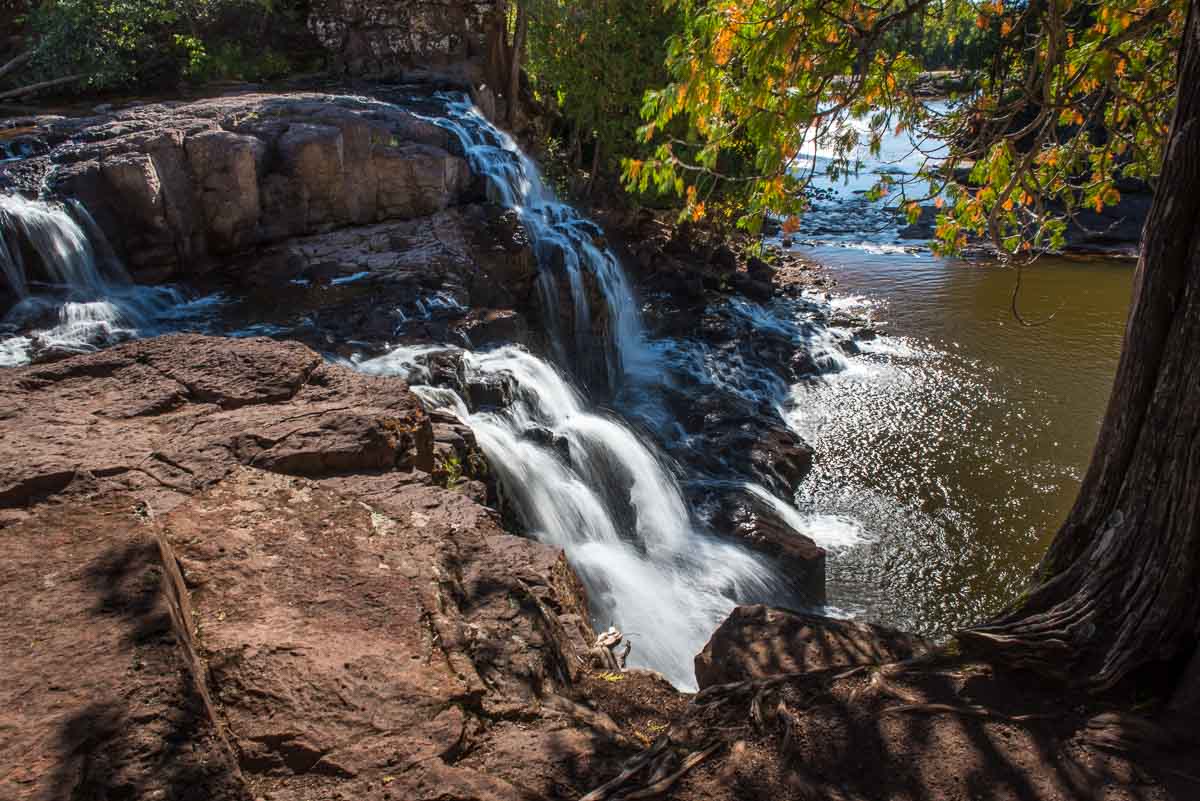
[[580, 738, 721, 801]]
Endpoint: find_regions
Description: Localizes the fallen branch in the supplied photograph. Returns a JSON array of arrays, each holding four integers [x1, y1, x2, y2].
[[0, 74, 85, 101], [882, 702, 1056, 723], [578, 735, 670, 801], [0, 51, 33, 82]]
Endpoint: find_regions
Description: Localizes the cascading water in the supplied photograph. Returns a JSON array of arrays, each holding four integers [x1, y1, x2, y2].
[[0, 94, 864, 688], [359, 345, 789, 689], [353, 97, 857, 688], [0, 194, 186, 366], [417, 97, 653, 391]]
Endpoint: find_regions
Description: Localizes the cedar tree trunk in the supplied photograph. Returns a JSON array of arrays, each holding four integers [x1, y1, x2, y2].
[[961, 0, 1200, 710]]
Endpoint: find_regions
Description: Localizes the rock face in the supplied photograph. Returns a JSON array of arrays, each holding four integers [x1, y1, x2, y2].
[[0, 334, 682, 800], [694, 604, 932, 689], [0, 335, 434, 507], [308, 0, 502, 82], [2, 94, 475, 281]]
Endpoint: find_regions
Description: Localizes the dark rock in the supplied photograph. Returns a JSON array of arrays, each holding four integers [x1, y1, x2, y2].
[[695, 605, 932, 689], [708, 490, 825, 604], [711, 421, 815, 497]]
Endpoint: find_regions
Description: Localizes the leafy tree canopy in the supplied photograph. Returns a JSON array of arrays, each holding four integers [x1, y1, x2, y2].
[[625, 0, 1185, 256]]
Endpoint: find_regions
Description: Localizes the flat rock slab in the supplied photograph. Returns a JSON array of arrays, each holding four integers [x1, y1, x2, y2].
[[0, 334, 430, 512], [695, 604, 931, 689], [0, 493, 247, 801], [166, 466, 594, 800]]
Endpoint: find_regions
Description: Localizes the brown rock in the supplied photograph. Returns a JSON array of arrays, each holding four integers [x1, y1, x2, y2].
[[694, 604, 931, 689], [0, 494, 248, 801], [0, 334, 427, 509], [16, 94, 476, 277], [184, 130, 266, 252], [0, 335, 672, 800]]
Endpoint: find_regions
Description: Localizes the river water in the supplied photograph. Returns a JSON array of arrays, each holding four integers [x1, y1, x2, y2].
[[784, 108, 1135, 635]]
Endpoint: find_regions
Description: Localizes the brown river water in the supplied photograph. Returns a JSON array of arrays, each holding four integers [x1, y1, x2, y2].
[[790, 246, 1134, 637]]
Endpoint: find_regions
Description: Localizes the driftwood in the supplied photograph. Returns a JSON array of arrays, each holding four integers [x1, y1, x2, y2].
[[584, 626, 632, 672], [0, 74, 85, 101]]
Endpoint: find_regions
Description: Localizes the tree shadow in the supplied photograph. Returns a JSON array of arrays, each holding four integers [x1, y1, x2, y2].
[[42, 537, 247, 801]]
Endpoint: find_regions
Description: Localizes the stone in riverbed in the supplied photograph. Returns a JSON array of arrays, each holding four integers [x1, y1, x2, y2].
[[695, 604, 932, 689]]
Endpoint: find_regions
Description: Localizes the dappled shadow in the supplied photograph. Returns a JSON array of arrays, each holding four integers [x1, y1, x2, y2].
[[673, 654, 1200, 801], [42, 538, 246, 801]]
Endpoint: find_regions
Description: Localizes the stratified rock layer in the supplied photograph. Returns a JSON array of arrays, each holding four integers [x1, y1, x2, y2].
[[4, 94, 475, 280]]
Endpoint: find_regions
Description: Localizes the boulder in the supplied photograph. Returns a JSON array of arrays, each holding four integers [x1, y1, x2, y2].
[[695, 605, 932, 689]]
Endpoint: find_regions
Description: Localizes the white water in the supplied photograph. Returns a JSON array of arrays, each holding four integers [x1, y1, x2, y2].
[[0, 195, 187, 366], [420, 97, 652, 390], [0, 98, 868, 689], [349, 97, 880, 688], [359, 345, 788, 689]]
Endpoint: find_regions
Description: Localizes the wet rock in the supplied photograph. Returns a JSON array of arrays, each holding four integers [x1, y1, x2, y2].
[[695, 605, 932, 689], [456, 308, 531, 349], [711, 421, 815, 497], [466, 370, 515, 410], [708, 489, 825, 604], [524, 425, 571, 460]]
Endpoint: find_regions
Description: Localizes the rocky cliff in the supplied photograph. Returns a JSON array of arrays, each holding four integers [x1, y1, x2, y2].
[[0, 334, 675, 800], [308, 0, 504, 84]]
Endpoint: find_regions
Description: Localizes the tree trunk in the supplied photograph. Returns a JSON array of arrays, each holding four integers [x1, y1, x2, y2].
[[507, 0, 528, 130], [485, 0, 511, 99], [586, 138, 602, 199], [960, 0, 1200, 703]]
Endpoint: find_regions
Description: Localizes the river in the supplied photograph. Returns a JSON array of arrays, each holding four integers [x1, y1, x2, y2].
[[783, 109, 1135, 636]]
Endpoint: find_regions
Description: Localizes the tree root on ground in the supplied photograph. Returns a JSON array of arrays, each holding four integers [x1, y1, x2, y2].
[[580, 737, 721, 801]]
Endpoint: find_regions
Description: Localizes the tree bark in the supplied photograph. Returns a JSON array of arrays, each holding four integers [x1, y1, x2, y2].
[[0, 51, 33, 83], [586, 138, 602, 199], [960, 0, 1200, 698], [507, 0, 528, 130], [485, 0, 511, 101]]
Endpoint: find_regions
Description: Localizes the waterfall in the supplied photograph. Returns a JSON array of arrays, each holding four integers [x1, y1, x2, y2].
[[419, 97, 651, 392], [359, 345, 789, 689], [0, 194, 183, 366]]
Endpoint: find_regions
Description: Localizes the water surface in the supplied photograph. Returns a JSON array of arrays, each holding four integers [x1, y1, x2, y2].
[[789, 245, 1134, 636]]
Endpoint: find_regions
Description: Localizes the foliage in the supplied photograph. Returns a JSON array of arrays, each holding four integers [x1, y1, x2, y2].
[[23, 0, 317, 92], [28, 0, 186, 89], [626, 0, 1186, 256], [524, 0, 682, 195]]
